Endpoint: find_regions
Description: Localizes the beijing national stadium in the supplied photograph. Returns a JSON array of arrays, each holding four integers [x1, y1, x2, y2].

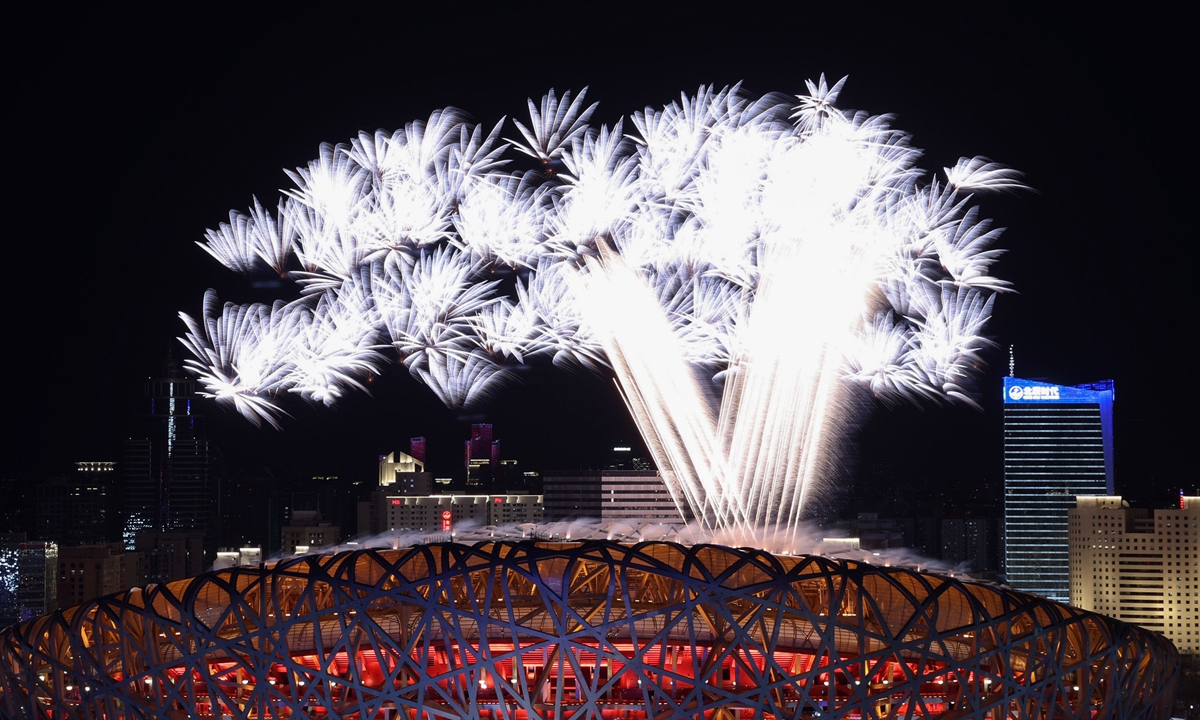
[[0, 539, 1178, 719]]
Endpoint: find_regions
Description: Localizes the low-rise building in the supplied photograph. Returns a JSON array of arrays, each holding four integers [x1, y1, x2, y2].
[[544, 471, 680, 523], [281, 525, 340, 555], [57, 545, 124, 609], [387, 494, 542, 533]]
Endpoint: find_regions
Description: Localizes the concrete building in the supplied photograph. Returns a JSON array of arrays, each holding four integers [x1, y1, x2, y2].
[[1069, 495, 1200, 653], [0, 534, 25, 627], [378, 450, 432, 494], [1004, 376, 1114, 602], [465, 423, 500, 491], [56, 545, 124, 609], [35, 462, 118, 547], [941, 518, 1001, 573], [544, 471, 681, 523], [281, 525, 340, 555], [16, 541, 57, 624], [134, 530, 205, 584], [386, 494, 542, 533]]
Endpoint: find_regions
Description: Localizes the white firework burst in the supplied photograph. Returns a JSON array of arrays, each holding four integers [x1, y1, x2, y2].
[[184, 77, 1021, 539]]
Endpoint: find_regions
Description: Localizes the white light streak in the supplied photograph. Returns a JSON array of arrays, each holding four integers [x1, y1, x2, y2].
[[182, 77, 1019, 538]]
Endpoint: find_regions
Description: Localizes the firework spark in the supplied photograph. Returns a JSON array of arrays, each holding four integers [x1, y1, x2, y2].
[[181, 77, 1019, 540]]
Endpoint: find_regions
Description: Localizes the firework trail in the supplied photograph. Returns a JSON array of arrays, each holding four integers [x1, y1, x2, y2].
[[181, 77, 1020, 541]]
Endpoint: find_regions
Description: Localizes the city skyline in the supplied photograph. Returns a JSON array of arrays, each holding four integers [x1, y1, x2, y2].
[[6, 8, 1192, 511]]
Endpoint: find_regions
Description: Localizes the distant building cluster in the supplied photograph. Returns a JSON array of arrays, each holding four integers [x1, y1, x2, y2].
[[9, 356, 1199, 719]]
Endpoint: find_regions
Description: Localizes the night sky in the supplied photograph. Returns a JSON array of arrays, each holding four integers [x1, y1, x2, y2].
[[7, 7, 1193, 510]]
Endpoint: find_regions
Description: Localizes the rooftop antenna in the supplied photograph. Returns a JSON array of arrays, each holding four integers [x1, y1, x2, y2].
[[1008, 345, 1015, 377]]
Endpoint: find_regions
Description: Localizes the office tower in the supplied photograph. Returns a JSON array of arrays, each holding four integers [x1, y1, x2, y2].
[[940, 518, 1000, 572], [15, 541, 58, 623], [386, 493, 542, 533], [0, 534, 23, 627], [218, 466, 277, 551], [0, 478, 33, 537], [1070, 495, 1200, 654], [1004, 376, 1114, 601], [409, 436, 426, 464], [35, 462, 117, 547], [122, 354, 214, 550], [134, 530, 204, 584], [464, 423, 500, 490]]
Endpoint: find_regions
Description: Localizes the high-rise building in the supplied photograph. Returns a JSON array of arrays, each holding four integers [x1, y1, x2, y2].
[[134, 530, 204, 584], [218, 466, 277, 551], [1004, 376, 1114, 601], [409, 436, 426, 464], [1070, 495, 1200, 654], [122, 354, 215, 550], [941, 517, 1000, 572], [15, 541, 57, 624], [35, 462, 117, 546], [0, 534, 24, 627], [465, 423, 500, 490]]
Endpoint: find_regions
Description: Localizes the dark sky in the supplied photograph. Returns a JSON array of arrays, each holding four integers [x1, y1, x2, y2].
[[6, 7, 1193, 507]]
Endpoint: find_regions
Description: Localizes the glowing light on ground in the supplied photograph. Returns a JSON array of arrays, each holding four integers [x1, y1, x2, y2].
[[181, 77, 1019, 539]]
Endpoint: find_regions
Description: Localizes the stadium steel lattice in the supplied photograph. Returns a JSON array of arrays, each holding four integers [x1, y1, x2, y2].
[[0, 540, 1179, 719]]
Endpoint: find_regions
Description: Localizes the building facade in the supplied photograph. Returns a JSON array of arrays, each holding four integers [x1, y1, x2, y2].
[[386, 494, 542, 533], [378, 450, 432, 494], [34, 462, 119, 547], [1003, 376, 1114, 601], [465, 423, 500, 490], [15, 542, 57, 625], [1070, 494, 1200, 654], [280, 524, 340, 555], [134, 530, 205, 584], [56, 545, 124, 610], [122, 355, 215, 551], [544, 471, 681, 523]]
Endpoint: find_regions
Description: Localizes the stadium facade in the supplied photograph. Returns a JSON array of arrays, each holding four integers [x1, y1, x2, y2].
[[1004, 377, 1115, 601], [0, 540, 1178, 719]]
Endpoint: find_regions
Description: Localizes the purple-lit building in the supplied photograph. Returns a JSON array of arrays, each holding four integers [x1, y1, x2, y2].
[[409, 436, 426, 464], [464, 423, 500, 490]]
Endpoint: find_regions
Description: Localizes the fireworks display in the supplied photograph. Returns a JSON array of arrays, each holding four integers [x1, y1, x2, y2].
[[180, 77, 1019, 542]]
